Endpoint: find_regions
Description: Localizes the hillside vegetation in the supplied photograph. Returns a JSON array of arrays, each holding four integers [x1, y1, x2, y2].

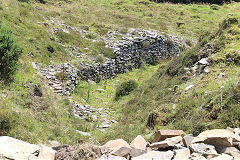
[[100, 16, 240, 143], [0, 0, 239, 147]]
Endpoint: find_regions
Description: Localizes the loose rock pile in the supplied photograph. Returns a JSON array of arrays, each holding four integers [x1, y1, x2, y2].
[[98, 128, 240, 160], [1, 128, 240, 160], [73, 103, 116, 130], [38, 63, 116, 129], [79, 29, 185, 82], [40, 63, 78, 96]]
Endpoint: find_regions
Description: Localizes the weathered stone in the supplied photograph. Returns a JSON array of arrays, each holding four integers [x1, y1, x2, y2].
[[234, 128, 240, 142], [189, 153, 207, 160], [227, 127, 234, 132], [96, 89, 105, 92], [198, 58, 209, 65], [132, 151, 174, 160], [98, 155, 127, 160], [76, 130, 91, 137], [130, 149, 147, 158], [150, 136, 182, 149], [38, 145, 56, 160], [210, 153, 233, 160], [218, 72, 225, 79], [130, 135, 147, 151], [0, 136, 40, 160], [111, 146, 131, 157], [101, 139, 131, 157], [221, 147, 240, 154], [32, 62, 38, 70], [191, 129, 234, 152], [234, 133, 240, 142], [228, 151, 240, 160], [183, 134, 194, 148], [190, 143, 217, 155], [173, 148, 190, 160], [130, 135, 147, 157], [152, 130, 184, 143], [98, 122, 111, 129], [234, 128, 240, 134], [48, 140, 60, 147], [185, 84, 194, 91], [173, 143, 185, 149]]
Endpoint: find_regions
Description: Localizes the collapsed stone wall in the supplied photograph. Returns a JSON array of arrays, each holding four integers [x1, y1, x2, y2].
[[78, 30, 185, 82]]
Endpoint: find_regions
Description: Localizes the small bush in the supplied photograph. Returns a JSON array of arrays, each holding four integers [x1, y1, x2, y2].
[[96, 55, 104, 64], [47, 44, 55, 53], [85, 34, 97, 39], [0, 108, 18, 136], [0, 22, 23, 81], [56, 31, 72, 44], [219, 17, 238, 31], [115, 80, 138, 100], [102, 47, 114, 58]]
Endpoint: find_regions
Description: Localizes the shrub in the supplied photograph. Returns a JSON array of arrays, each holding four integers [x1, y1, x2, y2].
[[96, 55, 104, 64], [102, 47, 114, 58], [0, 108, 18, 136], [85, 34, 97, 39], [47, 44, 55, 53], [115, 80, 138, 100], [56, 31, 72, 44], [0, 22, 23, 81]]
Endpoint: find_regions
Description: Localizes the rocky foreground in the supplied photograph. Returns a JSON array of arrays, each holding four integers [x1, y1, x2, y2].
[[98, 128, 240, 160], [1, 128, 240, 160]]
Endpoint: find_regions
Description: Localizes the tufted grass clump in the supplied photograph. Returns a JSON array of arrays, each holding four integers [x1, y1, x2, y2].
[[0, 108, 18, 136], [115, 80, 138, 100], [55, 71, 68, 83]]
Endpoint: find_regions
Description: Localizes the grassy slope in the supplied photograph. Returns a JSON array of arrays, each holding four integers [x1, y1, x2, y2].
[[0, 0, 240, 145], [101, 16, 240, 143]]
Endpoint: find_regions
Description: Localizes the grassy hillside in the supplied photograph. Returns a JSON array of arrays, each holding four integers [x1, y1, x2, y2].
[[99, 16, 240, 143], [0, 0, 240, 146]]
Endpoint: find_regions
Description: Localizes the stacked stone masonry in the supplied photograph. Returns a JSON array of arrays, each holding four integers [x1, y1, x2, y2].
[[78, 29, 185, 82]]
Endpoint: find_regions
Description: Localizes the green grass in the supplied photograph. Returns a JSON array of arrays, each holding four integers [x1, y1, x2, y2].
[[0, 0, 240, 146], [95, 16, 240, 143]]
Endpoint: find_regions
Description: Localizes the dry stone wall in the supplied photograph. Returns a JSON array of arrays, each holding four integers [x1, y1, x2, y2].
[[78, 29, 185, 82]]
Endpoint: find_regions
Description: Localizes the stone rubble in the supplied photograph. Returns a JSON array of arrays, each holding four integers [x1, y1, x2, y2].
[[37, 19, 186, 131], [2, 128, 240, 159], [39, 63, 78, 96], [37, 63, 115, 129], [98, 128, 240, 160]]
